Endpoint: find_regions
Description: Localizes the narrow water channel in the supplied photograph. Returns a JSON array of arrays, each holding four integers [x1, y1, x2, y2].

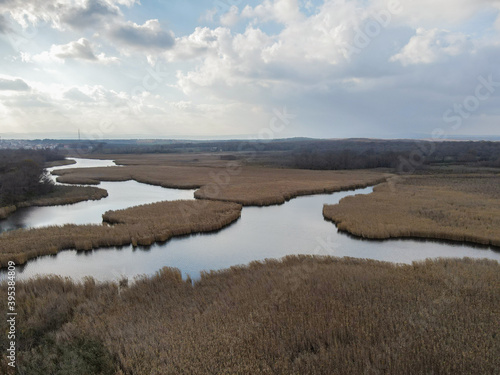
[[0, 158, 195, 232], [1, 159, 499, 282]]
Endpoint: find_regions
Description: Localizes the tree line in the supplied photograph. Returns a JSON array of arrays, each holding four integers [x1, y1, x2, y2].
[[0, 149, 63, 206]]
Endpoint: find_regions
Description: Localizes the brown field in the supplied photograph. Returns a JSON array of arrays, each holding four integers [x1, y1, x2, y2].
[[323, 174, 500, 247], [0, 200, 241, 267], [0, 185, 108, 220], [55, 153, 389, 206], [2, 256, 499, 375]]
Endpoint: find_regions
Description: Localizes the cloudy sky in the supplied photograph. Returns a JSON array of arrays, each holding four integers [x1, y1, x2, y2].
[[0, 0, 499, 140]]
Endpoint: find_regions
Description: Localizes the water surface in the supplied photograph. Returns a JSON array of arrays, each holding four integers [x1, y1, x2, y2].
[[2, 159, 499, 282], [0, 158, 195, 231]]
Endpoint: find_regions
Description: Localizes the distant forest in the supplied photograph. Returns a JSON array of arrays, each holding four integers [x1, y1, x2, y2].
[[287, 140, 500, 170], [61, 138, 500, 171], [0, 150, 63, 205]]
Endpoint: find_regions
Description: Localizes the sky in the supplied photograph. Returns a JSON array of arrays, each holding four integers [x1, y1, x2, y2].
[[0, 0, 499, 140]]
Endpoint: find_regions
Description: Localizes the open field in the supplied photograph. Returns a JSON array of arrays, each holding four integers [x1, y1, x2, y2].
[[0, 200, 241, 267], [323, 173, 500, 247], [1, 256, 498, 374], [55, 153, 390, 206], [0, 185, 108, 220]]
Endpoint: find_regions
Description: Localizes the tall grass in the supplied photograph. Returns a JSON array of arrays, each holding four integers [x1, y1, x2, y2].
[[0, 200, 242, 267], [1, 256, 499, 374], [323, 174, 500, 247], [54, 159, 388, 206]]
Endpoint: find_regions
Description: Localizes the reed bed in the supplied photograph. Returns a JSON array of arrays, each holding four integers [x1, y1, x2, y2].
[[1, 256, 498, 374], [0, 205, 16, 220], [0, 200, 242, 267], [0, 186, 108, 220], [54, 161, 388, 206], [18, 185, 109, 207], [44, 159, 77, 168], [323, 174, 500, 247]]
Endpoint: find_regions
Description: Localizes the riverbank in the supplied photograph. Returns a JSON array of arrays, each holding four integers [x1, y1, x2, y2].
[[0, 200, 242, 267], [323, 173, 500, 248], [0, 185, 108, 220], [2, 256, 498, 374]]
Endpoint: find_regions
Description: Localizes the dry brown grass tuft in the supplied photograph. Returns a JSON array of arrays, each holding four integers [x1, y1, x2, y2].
[[323, 174, 500, 247], [2, 256, 499, 374], [0, 200, 241, 268]]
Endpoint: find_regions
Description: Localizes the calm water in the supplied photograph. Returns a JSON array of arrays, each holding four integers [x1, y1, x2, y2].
[[1, 159, 499, 282], [0, 158, 195, 232]]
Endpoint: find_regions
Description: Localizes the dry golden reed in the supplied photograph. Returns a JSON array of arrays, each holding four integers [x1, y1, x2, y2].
[[2, 256, 499, 374], [0, 200, 241, 267], [323, 174, 500, 247], [54, 153, 389, 206]]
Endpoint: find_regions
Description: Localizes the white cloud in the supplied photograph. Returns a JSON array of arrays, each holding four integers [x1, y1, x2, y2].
[[0, 75, 270, 137], [0, 0, 140, 30], [241, 0, 304, 25], [30, 38, 118, 64], [220, 6, 240, 26], [1, 0, 500, 138], [165, 27, 226, 61], [63, 87, 95, 102], [388, 0, 500, 28], [0, 76, 30, 91], [390, 28, 472, 66]]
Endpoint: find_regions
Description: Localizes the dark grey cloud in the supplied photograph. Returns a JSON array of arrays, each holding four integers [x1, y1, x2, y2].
[[0, 77, 30, 91], [0, 0, 121, 31], [108, 20, 175, 50], [0, 14, 12, 34], [61, 0, 120, 29]]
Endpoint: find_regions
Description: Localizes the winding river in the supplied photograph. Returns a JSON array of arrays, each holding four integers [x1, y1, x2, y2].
[[1, 158, 499, 282]]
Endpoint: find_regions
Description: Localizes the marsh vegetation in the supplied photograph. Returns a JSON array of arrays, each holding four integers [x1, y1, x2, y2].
[[0, 200, 241, 267], [53, 156, 389, 206], [1, 256, 498, 374], [323, 172, 500, 247], [1, 145, 500, 375]]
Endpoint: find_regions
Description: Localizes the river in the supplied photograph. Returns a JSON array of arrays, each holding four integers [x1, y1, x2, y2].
[[1, 158, 499, 282]]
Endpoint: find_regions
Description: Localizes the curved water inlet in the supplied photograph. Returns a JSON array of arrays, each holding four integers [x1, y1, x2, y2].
[[0, 158, 196, 232], [1, 159, 499, 282]]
